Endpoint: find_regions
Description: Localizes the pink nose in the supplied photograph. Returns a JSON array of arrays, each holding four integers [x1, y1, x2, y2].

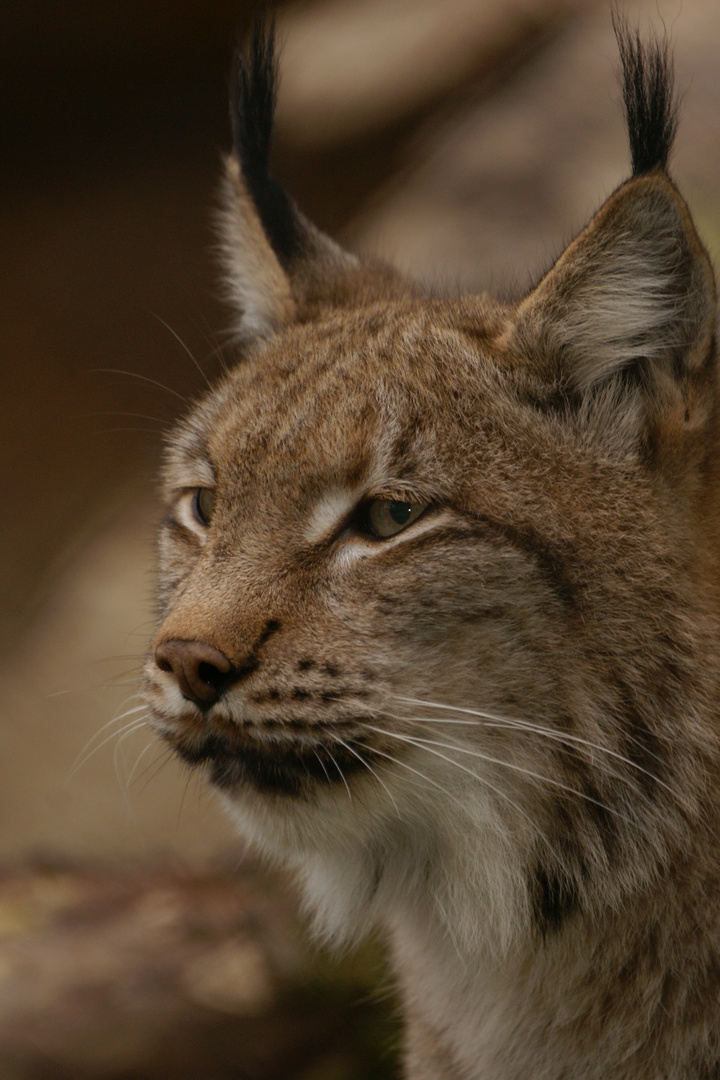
[[155, 639, 233, 708]]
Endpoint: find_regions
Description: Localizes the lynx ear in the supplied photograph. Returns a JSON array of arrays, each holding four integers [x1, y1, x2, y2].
[[514, 25, 716, 426], [515, 173, 716, 396], [218, 22, 357, 344]]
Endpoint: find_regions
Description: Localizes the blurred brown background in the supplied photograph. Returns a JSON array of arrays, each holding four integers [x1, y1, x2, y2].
[[1, 0, 719, 1074]]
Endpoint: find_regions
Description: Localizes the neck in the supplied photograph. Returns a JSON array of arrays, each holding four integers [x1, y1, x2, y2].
[[387, 847, 720, 1080]]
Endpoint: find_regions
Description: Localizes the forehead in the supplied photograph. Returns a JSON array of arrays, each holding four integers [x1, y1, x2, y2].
[[210, 303, 503, 462], [164, 296, 522, 509]]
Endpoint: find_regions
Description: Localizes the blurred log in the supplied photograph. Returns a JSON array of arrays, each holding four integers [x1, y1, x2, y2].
[[0, 859, 398, 1080]]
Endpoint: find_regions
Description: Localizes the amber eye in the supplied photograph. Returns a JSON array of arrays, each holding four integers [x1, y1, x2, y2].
[[192, 487, 216, 526], [362, 499, 428, 539]]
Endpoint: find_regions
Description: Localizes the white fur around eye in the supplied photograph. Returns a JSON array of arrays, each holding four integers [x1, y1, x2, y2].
[[305, 487, 362, 544], [333, 509, 453, 568], [173, 489, 213, 540]]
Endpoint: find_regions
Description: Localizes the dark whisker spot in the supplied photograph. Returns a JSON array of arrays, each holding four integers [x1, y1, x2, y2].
[[255, 619, 281, 651]]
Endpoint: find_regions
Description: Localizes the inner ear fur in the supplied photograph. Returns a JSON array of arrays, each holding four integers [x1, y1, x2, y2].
[[218, 154, 297, 344], [513, 172, 716, 422]]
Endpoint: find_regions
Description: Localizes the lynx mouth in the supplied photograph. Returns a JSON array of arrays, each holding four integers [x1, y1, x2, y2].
[[167, 729, 369, 797]]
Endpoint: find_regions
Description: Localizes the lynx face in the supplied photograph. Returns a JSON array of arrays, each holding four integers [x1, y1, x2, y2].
[[145, 303, 565, 821], [143, 20, 718, 984]]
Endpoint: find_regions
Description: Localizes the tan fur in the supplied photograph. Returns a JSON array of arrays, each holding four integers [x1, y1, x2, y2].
[[218, 156, 296, 341], [143, 42, 720, 1080]]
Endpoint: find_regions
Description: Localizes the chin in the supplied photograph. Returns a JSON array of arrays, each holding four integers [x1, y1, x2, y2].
[[213, 762, 395, 862]]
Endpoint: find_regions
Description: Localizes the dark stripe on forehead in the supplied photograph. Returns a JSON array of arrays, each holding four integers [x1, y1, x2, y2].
[[388, 414, 425, 468]]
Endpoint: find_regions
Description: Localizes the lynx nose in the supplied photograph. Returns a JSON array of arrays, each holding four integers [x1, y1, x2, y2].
[[155, 639, 233, 709]]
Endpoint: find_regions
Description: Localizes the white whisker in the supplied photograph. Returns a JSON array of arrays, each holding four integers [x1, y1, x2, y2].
[[402, 713, 657, 805], [92, 367, 189, 404], [312, 749, 334, 786], [150, 312, 214, 391], [47, 683, 143, 698], [66, 717, 149, 782], [395, 696, 671, 794], [366, 726, 560, 861], [69, 702, 148, 766], [364, 744, 466, 807], [113, 717, 152, 791], [325, 748, 353, 803], [124, 737, 159, 792], [133, 746, 175, 798], [331, 735, 400, 815], [368, 725, 633, 827]]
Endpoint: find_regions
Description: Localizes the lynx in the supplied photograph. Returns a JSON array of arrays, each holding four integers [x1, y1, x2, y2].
[[142, 19, 720, 1080]]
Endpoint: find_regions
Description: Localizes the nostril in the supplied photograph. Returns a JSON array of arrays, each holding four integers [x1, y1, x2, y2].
[[155, 639, 234, 709], [197, 660, 225, 689]]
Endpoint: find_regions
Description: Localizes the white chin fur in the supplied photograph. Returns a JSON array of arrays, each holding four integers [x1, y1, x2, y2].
[[215, 760, 530, 958]]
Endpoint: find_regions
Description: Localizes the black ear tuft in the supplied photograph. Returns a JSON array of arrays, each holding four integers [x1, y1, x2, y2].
[[230, 21, 302, 266], [613, 12, 678, 176]]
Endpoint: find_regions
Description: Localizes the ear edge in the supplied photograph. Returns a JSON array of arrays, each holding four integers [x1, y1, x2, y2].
[[216, 153, 296, 344]]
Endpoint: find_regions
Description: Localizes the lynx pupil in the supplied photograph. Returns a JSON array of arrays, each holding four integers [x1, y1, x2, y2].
[[390, 502, 412, 525]]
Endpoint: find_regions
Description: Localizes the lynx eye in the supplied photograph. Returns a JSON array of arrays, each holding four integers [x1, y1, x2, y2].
[[363, 499, 428, 539], [192, 487, 216, 527]]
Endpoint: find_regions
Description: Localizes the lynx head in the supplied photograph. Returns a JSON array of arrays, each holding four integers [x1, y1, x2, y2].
[[143, 22, 718, 953]]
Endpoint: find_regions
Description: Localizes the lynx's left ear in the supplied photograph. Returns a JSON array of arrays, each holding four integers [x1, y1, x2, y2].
[[218, 22, 358, 344], [513, 26, 716, 432]]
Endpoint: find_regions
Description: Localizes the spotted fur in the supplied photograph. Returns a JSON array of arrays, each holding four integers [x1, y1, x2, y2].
[[142, 19, 720, 1080]]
